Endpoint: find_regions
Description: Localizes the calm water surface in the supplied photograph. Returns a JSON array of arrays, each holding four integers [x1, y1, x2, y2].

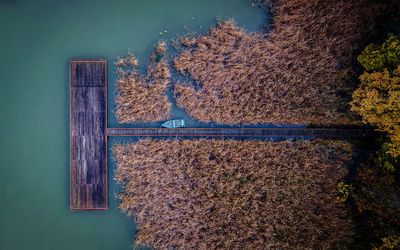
[[0, 0, 265, 249]]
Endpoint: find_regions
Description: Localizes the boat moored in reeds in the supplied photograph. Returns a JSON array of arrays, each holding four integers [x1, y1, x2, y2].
[[161, 119, 185, 128]]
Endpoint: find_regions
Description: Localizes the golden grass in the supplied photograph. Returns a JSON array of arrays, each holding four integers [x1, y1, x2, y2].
[[113, 139, 353, 249], [114, 42, 171, 123], [173, 0, 370, 125]]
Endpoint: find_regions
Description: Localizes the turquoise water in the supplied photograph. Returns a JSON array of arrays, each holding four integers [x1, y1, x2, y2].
[[0, 0, 265, 249]]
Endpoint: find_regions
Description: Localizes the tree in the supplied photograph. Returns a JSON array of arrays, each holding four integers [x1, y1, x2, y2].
[[357, 35, 400, 71], [344, 35, 400, 249], [357, 35, 400, 72], [351, 66, 400, 157], [351, 35, 400, 158]]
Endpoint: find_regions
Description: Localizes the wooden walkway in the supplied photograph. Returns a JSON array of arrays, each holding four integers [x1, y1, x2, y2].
[[70, 59, 107, 210], [106, 127, 375, 138], [68, 59, 376, 211]]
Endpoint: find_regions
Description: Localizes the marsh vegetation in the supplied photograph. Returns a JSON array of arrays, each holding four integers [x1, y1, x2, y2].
[[113, 139, 353, 249], [114, 0, 370, 125], [172, 0, 370, 125], [114, 42, 171, 123]]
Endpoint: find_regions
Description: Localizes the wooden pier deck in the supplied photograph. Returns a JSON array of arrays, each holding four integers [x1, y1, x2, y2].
[[70, 59, 107, 210], [106, 127, 375, 138]]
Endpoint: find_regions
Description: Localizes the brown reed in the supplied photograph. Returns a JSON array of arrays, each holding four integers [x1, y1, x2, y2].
[[173, 0, 371, 125], [114, 42, 171, 123], [113, 139, 353, 249]]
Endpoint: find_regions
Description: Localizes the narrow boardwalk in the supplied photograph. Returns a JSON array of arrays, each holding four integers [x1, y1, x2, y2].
[[70, 60, 107, 210], [106, 127, 375, 138]]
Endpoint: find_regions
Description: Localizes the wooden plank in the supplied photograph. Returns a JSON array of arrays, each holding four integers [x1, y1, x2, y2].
[[106, 127, 376, 138], [70, 60, 107, 210]]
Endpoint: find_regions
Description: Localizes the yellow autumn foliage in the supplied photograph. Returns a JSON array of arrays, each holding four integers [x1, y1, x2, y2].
[[373, 235, 400, 250], [337, 181, 354, 202], [351, 65, 400, 157]]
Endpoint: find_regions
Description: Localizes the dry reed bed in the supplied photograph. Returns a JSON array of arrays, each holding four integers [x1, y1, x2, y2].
[[113, 139, 353, 249], [173, 0, 370, 124], [115, 42, 171, 123]]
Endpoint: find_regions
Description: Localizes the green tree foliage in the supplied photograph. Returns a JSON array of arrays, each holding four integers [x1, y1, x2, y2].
[[335, 0, 400, 246], [357, 35, 400, 72], [344, 34, 400, 249], [351, 35, 400, 158]]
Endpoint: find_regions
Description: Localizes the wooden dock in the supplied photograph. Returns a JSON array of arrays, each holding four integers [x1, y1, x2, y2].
[[68, 59, 376, 211], [106, 127, 375, 138], [70, 59, 107, 210]]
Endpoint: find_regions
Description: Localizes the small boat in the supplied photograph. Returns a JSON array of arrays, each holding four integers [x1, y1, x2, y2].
[[161, 119, 185, 128]]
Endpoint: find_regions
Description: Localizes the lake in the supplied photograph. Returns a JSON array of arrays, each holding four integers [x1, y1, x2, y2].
[[0, 0, 266, 249]]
